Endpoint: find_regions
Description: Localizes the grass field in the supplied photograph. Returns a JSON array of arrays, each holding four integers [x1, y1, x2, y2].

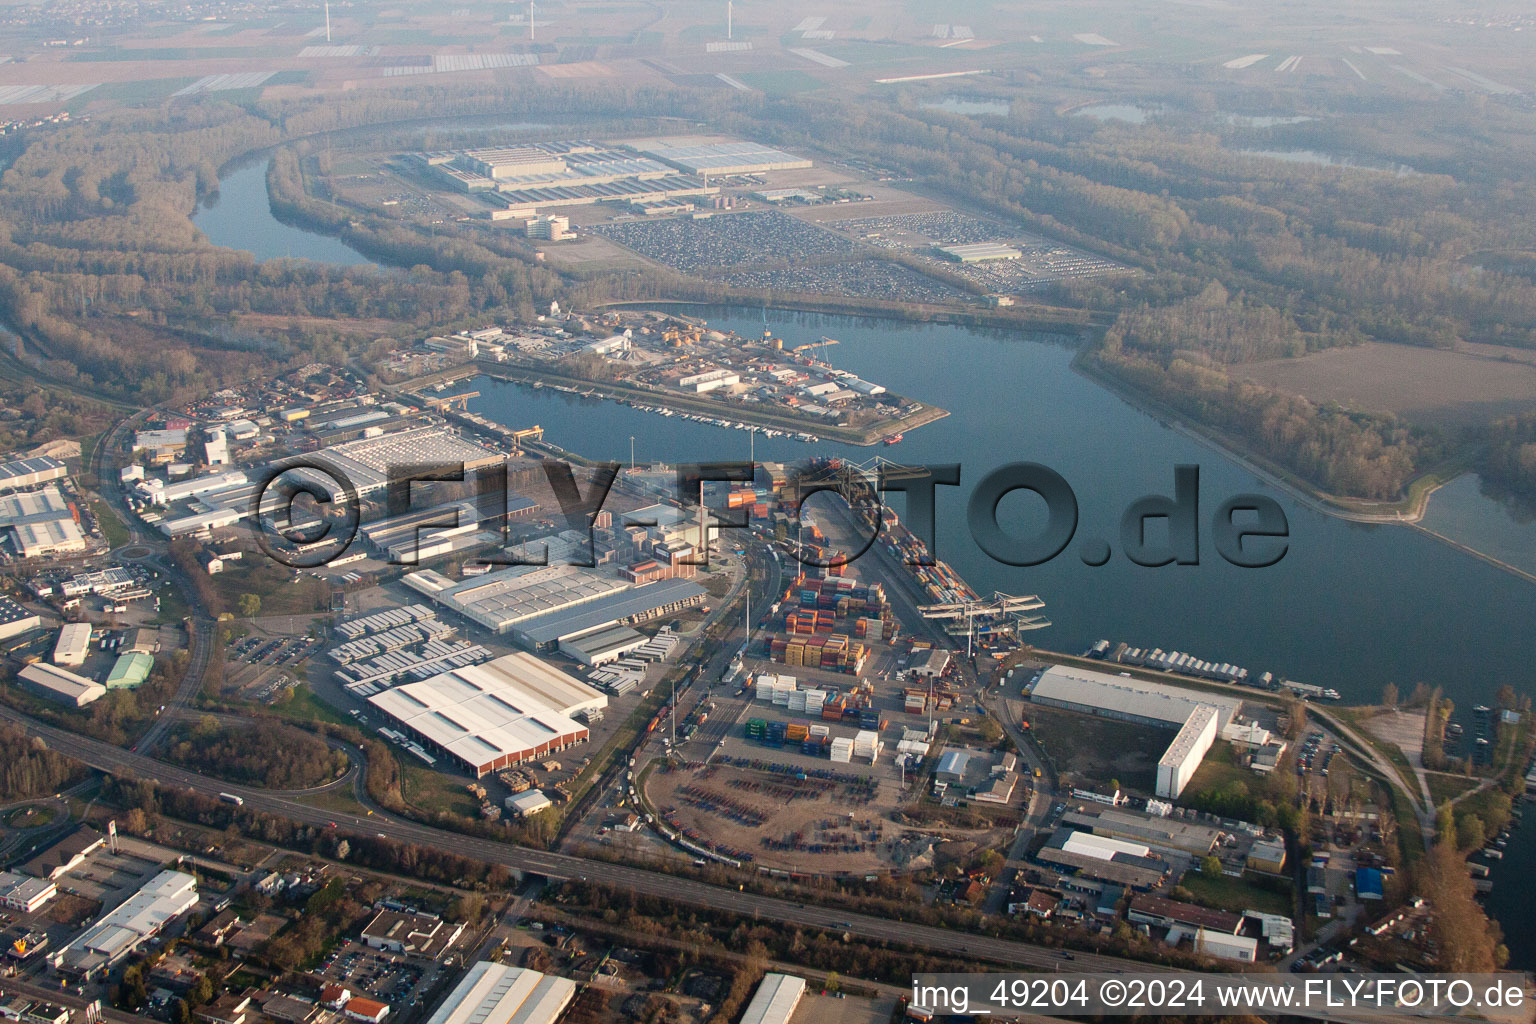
[[1181, 870, 1292, 917], [400, 761, 481, 819], [1237, 341, 1536, 430], [1179, 740, 1253, 800], [1425, 772, 1479, 805], [738, 70, 827, 96], [91, 499, 130, 548], [269, 683, 354, 730]]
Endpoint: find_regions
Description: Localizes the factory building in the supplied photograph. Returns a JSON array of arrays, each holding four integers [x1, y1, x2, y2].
[[17, 663, 106, 707], [625, 137, 813, 175], [105, 651, 154, 690], [158, 508, 242, 539], [0, 455, 67, 492], [422, 962, 575, 1024], [305, 426, 504, 499], [739, 974, 806, 1024], [677, 368, 739, 393], [508, 578, 707, 651], [1059, 807, 1222, 856], [136, 470, 248, 506], [9, 517, 85, 558], [403, 564, 631, 636], [455, 147, 570, 181], [558, 625, 649, 667], [52, 870, 198, 979], [937, 242, 1023, 263], [1036, 826, 1170, 890], [0, 597, 41, 641], [52, 623, 92, 667], [0, 871, 56, 913], [1029, 665, 1239, 799], [1156, 704, 1219, 799], [367, 653, 605, 777], [0, 487, 85, 558]]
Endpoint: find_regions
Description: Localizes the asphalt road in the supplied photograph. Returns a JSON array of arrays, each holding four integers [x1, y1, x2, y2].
[[0, 704, 1146, 975]]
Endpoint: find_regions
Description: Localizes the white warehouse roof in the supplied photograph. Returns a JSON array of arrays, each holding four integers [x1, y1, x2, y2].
[[739, 973, 806, 1024], [1160, 704, 1219, 769], [367, 653, 603, 776], [423, 962, 575, 1024], [1061, 830, 1151, 862], [1030, 665, 1241, 729], [18, 662, 106, 707], [52, 622, 92, 666]]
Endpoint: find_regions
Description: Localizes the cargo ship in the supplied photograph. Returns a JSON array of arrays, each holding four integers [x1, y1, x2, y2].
[[883, 432, 903, 445]]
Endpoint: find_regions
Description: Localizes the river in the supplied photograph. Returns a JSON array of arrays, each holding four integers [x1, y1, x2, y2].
[[192, 157, 377, 266], [468, 308, 1536, 713], [198, 158, 1536, 965]]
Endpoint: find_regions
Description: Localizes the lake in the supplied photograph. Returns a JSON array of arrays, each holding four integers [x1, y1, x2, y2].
[[193, 157, 377, 266], [468, 306, 1536, 717]]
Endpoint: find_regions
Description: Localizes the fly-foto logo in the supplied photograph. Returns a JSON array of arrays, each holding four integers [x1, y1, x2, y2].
[[249, 459, 1289, 571]]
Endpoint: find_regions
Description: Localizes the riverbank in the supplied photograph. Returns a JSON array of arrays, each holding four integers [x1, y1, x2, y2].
[[476, 360, 949, 447], [1070, 350, 1536, 590]]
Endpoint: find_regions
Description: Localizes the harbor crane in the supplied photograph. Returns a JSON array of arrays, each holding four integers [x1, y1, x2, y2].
[[918, 591, 1050, 659]]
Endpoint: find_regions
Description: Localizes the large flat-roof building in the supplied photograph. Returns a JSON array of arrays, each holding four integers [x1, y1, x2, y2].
[[51, 623, 92, 667], [938, 242, 1023, 263], [289, 426, 504, 500], [404, 564, 630, 635], [1157, 704, 1219, 799], [422, 961, 575, 1024], [0, 486, 85, 558], [367, 653, 604, 777], [52, 870, 198, 979], [626, 137, 813, 175], [558, 625, 648, 666], [1037, 826, 1170, 890], [0, 597, 41, 642], [0, 456, 67, 492], [1060, 807, 1222, 856], [9, 517, 86, 558], [1029, 665, 1239, 799], [739, 973, 806, 1024], [405, 564, 705, 650], [509, 578, 707, 651], [17, 662, 106, 707]]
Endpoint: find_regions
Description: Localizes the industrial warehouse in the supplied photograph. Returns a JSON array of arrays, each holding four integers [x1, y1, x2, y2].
[[423, 961, 576, 1024], [403, 563, 706, 649], [366, 653, 608, 777], [406, 135, 812, 222], [1026, 665, 1242, 798], [52, 870, 199, 978], [414, 139, 719, 215]]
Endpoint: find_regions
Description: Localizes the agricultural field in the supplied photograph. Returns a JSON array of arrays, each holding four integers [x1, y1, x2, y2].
[[1237, 341, 1536, 430]]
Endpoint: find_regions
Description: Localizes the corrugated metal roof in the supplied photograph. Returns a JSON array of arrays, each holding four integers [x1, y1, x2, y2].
[[739, 974, 806, 1024]]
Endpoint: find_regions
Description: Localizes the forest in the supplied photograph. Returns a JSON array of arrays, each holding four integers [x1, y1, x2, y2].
[[161, 715, 350, 790], [0, 720, 86, 799]]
